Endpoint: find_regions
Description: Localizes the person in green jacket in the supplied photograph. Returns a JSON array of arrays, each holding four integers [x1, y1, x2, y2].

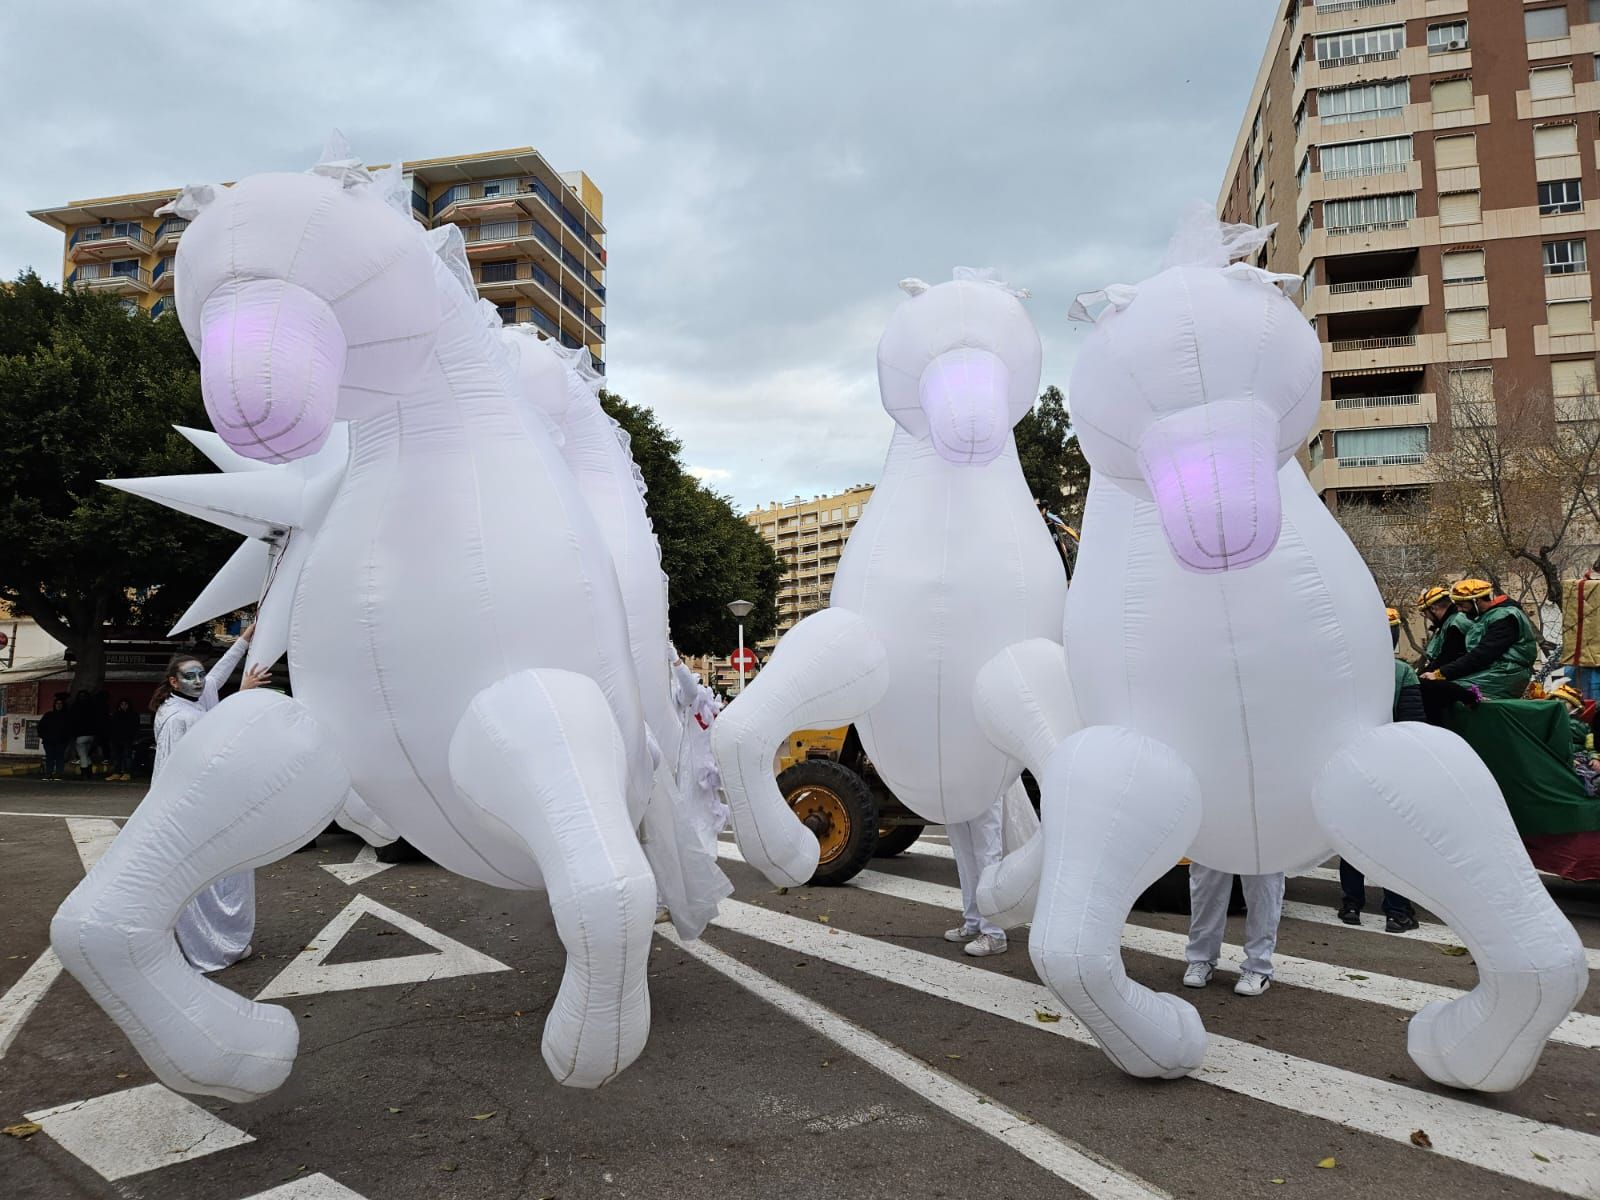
[[1416, 584, 1473, 674], [1422, 579, 1538, 700]]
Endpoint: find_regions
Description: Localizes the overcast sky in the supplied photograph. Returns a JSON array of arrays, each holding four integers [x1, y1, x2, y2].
[[0, 1, 1276, 511]]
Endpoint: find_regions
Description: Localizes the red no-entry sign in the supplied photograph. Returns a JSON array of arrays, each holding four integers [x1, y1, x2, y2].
[[730, 647, 757, 671]]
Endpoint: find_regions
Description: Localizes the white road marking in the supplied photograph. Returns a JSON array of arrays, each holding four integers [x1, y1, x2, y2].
[[0, 810, 136, 820], [25, 1083, 254, 1181], [319, 845, 395, 886], [0, 818, 122, 1061], [242, 1174, 370, 1198], [911, 841, 1348, 886], [256, 894, 511, 1000], [662, 926, 1173, 1200], [838, 865, 1600, 1052], [704, 900, 1600, 1196]]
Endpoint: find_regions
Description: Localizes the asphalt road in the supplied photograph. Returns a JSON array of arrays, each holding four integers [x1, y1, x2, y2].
[[2, 778, 1598, 1200]]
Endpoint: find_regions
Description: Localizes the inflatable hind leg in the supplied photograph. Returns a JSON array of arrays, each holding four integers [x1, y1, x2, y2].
[[1315, 722, 1588, 1092], [972, 639, 1080, 927], [1030, 725, 1207, 1078], [450, 669, 656, 1088], [51, 691, 349, 1102], [712, 608, 889, 887]]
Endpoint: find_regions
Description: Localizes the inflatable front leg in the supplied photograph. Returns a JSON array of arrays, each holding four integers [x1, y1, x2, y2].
[[1314, 723, 1589, 1093], [51, 691, 349, 1102], [1031, 726, 1207, 1079], [711, 608, 889, 887], [450, 670, 656, 1089], [972, 639, 1081, 927]]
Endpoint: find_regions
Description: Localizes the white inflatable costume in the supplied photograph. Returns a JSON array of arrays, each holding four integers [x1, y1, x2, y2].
[[51, 144, 701, 1101], [713, 269, 1062, 888], [973, 208, 1588, 1092]]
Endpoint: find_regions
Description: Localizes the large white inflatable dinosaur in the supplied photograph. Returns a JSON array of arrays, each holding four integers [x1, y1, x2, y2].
[[51, 146, 715, 1101], [713, 269, 1064, 888], [973, 208, 1588, 1093]]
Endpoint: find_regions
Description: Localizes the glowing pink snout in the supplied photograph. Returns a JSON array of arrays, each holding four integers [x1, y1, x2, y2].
[[198, 280, 347, 463]]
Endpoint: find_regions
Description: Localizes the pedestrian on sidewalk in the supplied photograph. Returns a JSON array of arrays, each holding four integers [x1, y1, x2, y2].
[[107, 698, 140, 782], [1183, 865, 1285, 997], [37, 695, 69, 781], [1339, 609, 1421, 933], [944, 794, 1008, 958], [68, 689, 98, 780], [153, 623, 270, 972]]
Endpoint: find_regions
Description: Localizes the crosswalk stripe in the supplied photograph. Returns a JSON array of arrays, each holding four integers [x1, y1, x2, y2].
[[836, 864, 1600, 1052], [907, 840, 1340, 884], [703, 898, 1600, 1196], [661, 926, 1173, 1200]]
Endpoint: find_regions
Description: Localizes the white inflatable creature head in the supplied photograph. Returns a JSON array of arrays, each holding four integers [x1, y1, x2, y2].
[[879, 268, 1041, 465], [167, 143, 439, 464], [1067, 204, 1321, 572]]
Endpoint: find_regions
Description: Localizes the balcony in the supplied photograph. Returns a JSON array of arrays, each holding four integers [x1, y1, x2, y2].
[[150, 297, 177, 319], [69, 222, 151, 262], [152, 217, 188, 252], [67, 263, 150, 295], [494, 304, 558, 339], [1316, 274, 1428, 316], [1323, 391, 1438, 430], [151, 257, 175, 292], [1308, 454, 1431, 492], [460, 220, 606, 301], [432, 178, 604, 264], [1312, 0, 1395, 14]]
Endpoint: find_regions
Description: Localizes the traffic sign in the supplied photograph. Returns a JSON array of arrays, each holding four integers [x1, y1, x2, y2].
[[730, 647, 757, 671]]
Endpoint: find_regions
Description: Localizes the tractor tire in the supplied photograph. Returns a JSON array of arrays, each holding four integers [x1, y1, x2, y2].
[[778, 759, 880, 885], [873, 824, 925, 858]]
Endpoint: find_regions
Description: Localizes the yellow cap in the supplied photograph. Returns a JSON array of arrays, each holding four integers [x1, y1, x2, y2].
[[1451, 578, 1493, 602], [1416, 585, 1450, 610], [1386, 607, 1401, 627]]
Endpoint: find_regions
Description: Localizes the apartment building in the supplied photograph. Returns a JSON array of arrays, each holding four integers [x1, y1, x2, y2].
[[1220, 0, 1600, 508], [28, 146, 607, 372]]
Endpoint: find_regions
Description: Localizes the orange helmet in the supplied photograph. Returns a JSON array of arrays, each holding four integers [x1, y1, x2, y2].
[[1450, 578, 1493, 602], [1416, 586, 1450, 610], [1386, 607, 1401, 627]]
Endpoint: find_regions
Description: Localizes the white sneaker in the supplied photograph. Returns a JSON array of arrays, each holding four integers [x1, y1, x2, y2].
[[1234, 970, 1271, 997], [962, 932, 1008, 957], [944, 925, 979, 943], [1182, 962, 1215, 988]]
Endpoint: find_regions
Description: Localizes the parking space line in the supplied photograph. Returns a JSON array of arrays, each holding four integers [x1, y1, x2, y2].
[[702, 898, 1600, 1196], [661, 926, 1172, 1200]]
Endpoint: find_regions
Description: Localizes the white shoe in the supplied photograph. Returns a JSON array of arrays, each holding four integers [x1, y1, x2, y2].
[[1182, 962, 1215, 988], [944, 925, 979, 943], [1234, 970, 1271, 997], [962, 933, 1008, 957]]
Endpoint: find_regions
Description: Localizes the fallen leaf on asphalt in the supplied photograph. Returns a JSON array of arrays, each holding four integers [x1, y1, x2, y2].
[[115, 1073, 129, 1079], [470, 1112, 496, 1121], [1316, 1157, 1336, 1169], [776, 887, 789, 895], [440, 1162, 458, 1172], [1410, 1130, 1432, 1149], [1532, 1152, 1551, 1163], [1439, 945, 1469, 957], [1034, 1010, 1062, 1023], [387, 1107, 402, 1114], [3, 1122, 42, 1139], [945, 1054, 962, 1060], [1270, 1178, 1285, 1185], [1346, 974, 1369, 981], [817, 915, 831, 924]]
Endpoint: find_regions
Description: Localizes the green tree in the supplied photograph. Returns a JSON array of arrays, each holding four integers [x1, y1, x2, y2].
[[0, 274, 235, 691], [1014, 384, 1091, 527], [601, 391, 783, 654]]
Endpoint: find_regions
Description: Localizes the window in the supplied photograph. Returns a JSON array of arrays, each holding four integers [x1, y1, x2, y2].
[[1303, 263, 1318, 295], [1449, 367, 1495, 407], [110, 259, 139, 278], [1446, 308, 1490, 343], [1553, 359, 1599, 396], [1535, 123, 1580, 160], [1443, 249, 1485, 282], [1439, 190, 1481, 225], [1548, 300, 1593, 335], [1591, 0, 1600, 23], [1545, 239, 1588, 275], [1431, 78, 1473, 112], [1428, 21, 1468, 53], [1530, 66, 1575, 100], [1334, 426, 1429, 465], [1308, 434, 1324, 468], [1297, 153, 1311, 191], [1526, 7, 1570, 41], [1294, 98, 1306, 136], [1319, 80, 1409, 124], [1255, 199, 1267, 228], [1320, 135, 1412, 178], [480, 260, 517, 283], [1315, 25, 1405, 65], [1435, 133, 1477, 169], [1540, 179, 1583, 214], [1291, 45, 1304, 84], [1323, 192, 1416, 230], [1299, 208, 1314, 243], [1252, 155, 1264, 189]]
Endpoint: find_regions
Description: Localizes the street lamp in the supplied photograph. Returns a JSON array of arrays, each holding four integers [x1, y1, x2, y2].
[[728, 599, 754, 694]]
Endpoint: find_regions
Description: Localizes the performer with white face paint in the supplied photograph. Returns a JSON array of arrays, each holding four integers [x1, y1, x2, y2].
[[154, 623, 271, 972]]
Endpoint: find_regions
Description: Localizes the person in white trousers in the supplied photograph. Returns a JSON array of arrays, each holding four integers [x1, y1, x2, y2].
[[944, 798, 1007, 957], [1183, 864, 1284, 996]]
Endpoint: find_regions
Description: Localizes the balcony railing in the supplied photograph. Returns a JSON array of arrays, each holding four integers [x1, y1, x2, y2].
[[1317, 50, 1403, 69], [1329, 334, 1417, 352], [70, 222, 151, 250], [1327, 219, 1411, 236], [433, 178, 603, 260], [1321, 161, 1410, 181], [153, 217, 188, 242], [1333, 392, 1421, 409], [1314, 0, 1394, 11], [1336, 452, 1426, 467], [68, 264, 150, 287], [495, 304, 559, 338], [477, 259, 556, 291], [1328, 276, 1414, 295], [1320, 106, 1405, 126], [150, 298, 176, 319], [152, 257, 175, 285], [461, 220, 606, 300]]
